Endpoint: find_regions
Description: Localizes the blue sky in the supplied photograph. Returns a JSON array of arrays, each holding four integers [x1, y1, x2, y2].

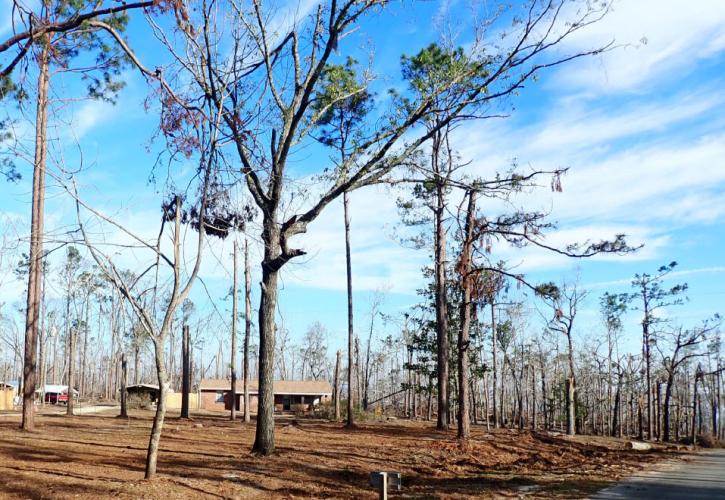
[[1, 0, 724, 359]]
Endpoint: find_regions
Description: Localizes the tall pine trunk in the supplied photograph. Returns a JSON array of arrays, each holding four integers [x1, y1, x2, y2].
[[243, 239, 251, 423], [67, 326, 76, 416], [343, 191, 355, 428], [21, 40, 50, 431], [435, 177, 449, 430], [334, 350, 341, 421], [230, 241, 238, 420]]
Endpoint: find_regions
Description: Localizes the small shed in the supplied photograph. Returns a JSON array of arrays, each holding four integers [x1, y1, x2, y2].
[[0, 383, 14, 410], [126, 384, 160, 408]]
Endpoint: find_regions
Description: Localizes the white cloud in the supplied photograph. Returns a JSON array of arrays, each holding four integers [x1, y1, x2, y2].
[[553, 0, 725, 93], [284, 184, 427, 293], [586, 267, 725, 290]]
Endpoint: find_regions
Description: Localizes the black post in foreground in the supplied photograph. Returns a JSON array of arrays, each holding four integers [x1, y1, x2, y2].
[[181, 325, 190, 418]]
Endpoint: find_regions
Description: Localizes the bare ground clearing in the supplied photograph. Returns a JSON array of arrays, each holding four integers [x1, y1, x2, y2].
[[0, 410, 685, 499]]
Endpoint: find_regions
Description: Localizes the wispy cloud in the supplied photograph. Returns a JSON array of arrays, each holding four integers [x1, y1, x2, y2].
[[552, 0, 725, 93], [585, 267, 725, 290]]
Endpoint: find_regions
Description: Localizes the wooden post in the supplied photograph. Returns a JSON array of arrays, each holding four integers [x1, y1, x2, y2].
[[119, 354, 128, 418], [181, 325, 190, 419], [231, 240, 238, 421]]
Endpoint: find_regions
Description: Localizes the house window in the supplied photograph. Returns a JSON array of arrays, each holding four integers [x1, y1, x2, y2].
[[215, 391, 224, 403]]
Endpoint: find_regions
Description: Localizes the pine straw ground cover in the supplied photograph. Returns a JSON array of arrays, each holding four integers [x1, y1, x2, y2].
[[0, 409, 684, 499]]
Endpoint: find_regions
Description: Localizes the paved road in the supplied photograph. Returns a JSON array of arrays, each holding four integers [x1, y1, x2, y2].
[[591, 450, 725, 499]]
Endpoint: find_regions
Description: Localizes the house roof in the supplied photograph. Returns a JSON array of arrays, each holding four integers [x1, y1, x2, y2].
[[126, 384, 160, 391], [35, 384, 79, 395], [199, 379, 332, 395]]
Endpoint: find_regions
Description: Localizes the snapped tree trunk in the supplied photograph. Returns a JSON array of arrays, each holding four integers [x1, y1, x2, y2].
[[21, 39, 50, 432]]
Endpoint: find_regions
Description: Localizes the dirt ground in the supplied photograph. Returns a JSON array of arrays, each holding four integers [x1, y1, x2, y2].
[[0, 409, 684, 499]]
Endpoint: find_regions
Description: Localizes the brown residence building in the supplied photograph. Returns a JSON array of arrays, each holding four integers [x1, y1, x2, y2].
[[199, 379, 332, 413]]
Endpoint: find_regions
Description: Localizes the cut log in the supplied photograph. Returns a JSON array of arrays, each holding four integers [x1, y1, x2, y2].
[[628, 441, 652, 451]]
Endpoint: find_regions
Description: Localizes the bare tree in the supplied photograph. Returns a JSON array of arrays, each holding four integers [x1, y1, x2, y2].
[[543, 283, 587, 436]]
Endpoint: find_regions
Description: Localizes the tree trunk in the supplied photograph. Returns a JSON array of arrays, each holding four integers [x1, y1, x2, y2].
[[230, 241, 238, 421], [663, 373, 674, 442], [691, 373, 699, 445], [252, 216, 280, 455], [434, 178, 449, 430], [643, 322, 653, 440], [180, 325, 190, 419], [344, 191, 355, 428], [144, 338, 169, 479], [566, 330, 576, 436], [334, 350, 341, 421], [243, 239, 251, 424], [612, 371, 622, 437], [566, 377, 575, 436], [541, 364, 548, 431], [134, 345, 140, 385], [21, 39, 50, 432], [491, 302, 498, 429], [456, 190, 475, 440], [67, 325, 76, 416], [119, 353, 128, 418]]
